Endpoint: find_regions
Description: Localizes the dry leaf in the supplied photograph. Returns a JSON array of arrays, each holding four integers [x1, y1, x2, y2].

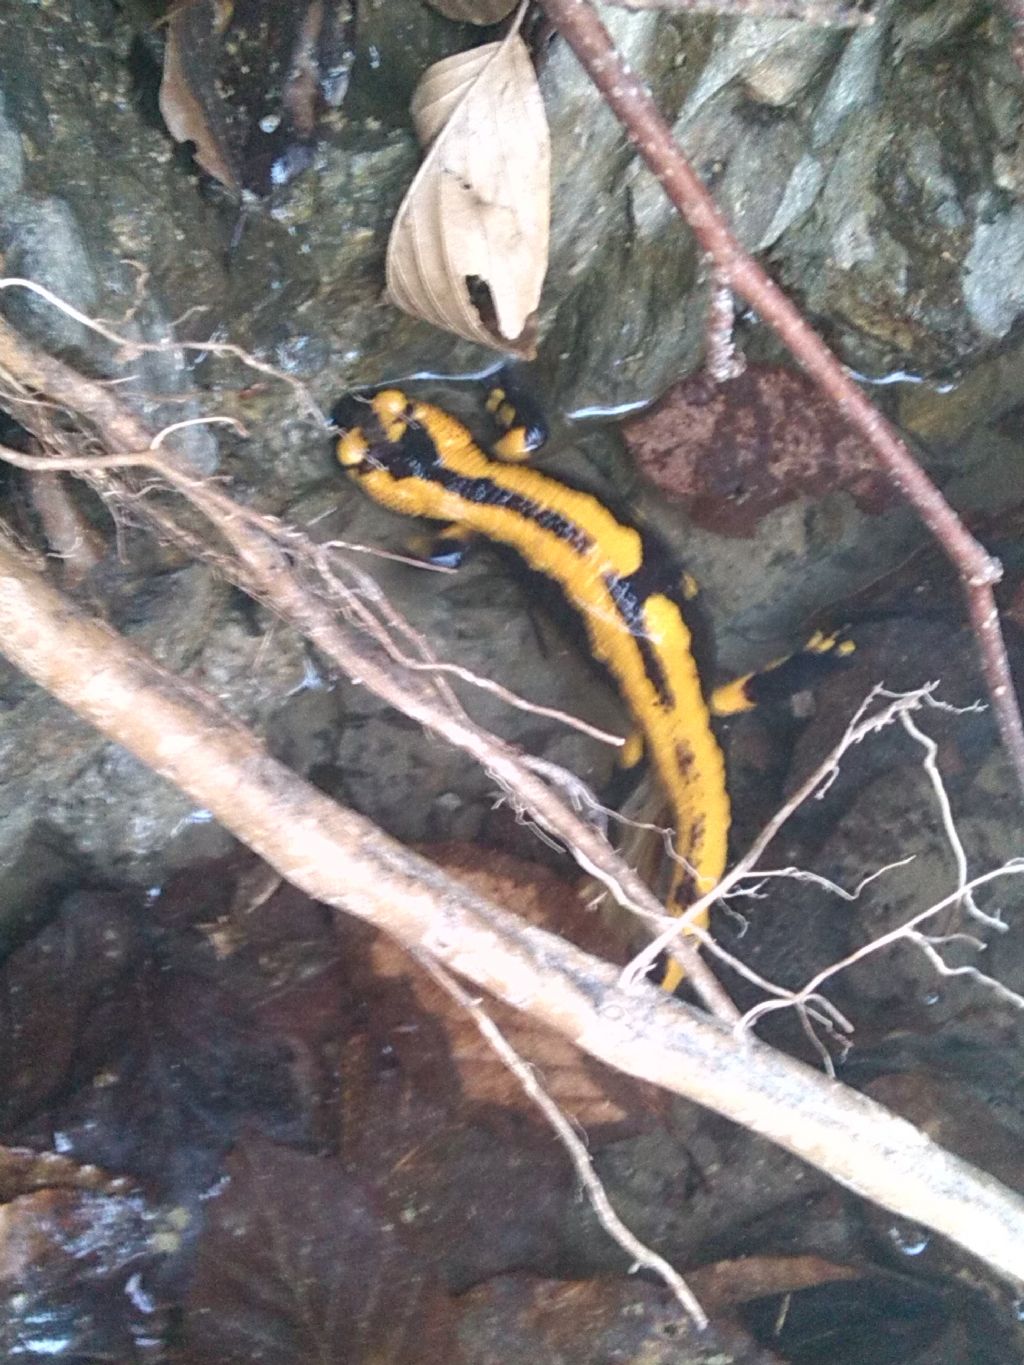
[[424, 0, 519, 21], [159, 0, 355, 195], [457, 1275, 776, 1363], [386, 33, 550, 356], [183, 1138, 459, 1365], [686, 1255, 861, 1313], [369, 846, 663, 1132], [160, 0, 240, 192]]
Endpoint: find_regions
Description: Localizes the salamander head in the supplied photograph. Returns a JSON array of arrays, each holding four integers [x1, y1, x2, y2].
[[333, 389, 412, 469]]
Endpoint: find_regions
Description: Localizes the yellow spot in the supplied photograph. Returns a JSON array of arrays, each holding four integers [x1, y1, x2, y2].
[[336, 429, 369, 467], [372, 389, 410, 442], [620, 730, 645, 769], [680, 572, 700, 601], [804, 628, 856, 658]]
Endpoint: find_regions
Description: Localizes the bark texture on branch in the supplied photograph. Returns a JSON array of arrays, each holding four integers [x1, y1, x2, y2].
[[0, 536, 1022, 1286]]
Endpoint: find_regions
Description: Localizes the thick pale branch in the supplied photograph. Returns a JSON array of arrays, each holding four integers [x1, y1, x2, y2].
[[0, 536, 1022, 1286]]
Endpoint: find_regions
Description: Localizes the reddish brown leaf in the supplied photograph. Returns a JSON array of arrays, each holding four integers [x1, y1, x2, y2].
[[183, 1135, 459, 1365], [456, 1274, 779, 1364], [0, 880, 338, 1208], [392, 844, 666, 1132], [0, 892, 148, 1131], [421, 843, 634, 962], [334, 911, 577, 1287], [687, 1254, 861, 1313], [622, 366, 893, 537]]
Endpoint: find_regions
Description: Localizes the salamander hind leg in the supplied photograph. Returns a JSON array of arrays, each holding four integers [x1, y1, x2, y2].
[[418, 523, 477, 570], [711, 628, 856, 716]]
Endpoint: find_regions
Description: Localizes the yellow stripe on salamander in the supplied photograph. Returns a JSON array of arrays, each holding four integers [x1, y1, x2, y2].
[[335, 389, 728, 991]]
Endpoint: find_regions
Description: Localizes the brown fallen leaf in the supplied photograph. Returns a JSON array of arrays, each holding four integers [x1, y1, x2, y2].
[[159, 0, 355, 195], [457, 1274, 778, 1364], [386, 29, 550, 356], [182, 1137, 459, 1365], [160, 0, 239, 192], [370, 845, 665, 1133], [686, 1254, 861, 1313]]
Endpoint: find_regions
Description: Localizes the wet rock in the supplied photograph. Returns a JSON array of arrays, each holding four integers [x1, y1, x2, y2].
[[964, 204, 1024, 339], [684, 18, 841, 114]]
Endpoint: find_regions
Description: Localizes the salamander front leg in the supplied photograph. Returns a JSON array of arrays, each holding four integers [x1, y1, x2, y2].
[[485, 368, 549, 463]]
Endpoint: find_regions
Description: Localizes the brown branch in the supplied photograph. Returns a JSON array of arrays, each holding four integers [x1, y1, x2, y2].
[[607, 0, 872, 22], [27, 471, 105, 584], [0, 278, 325, 423], [0, 536, 1022, 1283], [539, 0, 1024, 800], [0, 316, 160, 458]]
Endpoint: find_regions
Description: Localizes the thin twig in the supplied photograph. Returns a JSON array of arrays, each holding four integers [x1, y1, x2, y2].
[[412, 951, 709, 1329], [622, 685, 941, 985], [739, 863, 1024, 1034], [898, 707, 999, 930], [538, 0, 1024, 800], [313, 545, 627, 748], [0, 277, 325, 423]]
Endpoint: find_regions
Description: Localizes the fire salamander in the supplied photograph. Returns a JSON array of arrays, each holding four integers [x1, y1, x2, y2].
[[333, 384, 851, 991]]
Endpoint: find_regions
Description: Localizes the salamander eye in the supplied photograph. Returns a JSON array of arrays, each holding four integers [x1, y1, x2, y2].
[[331, 394, 370, 432]]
